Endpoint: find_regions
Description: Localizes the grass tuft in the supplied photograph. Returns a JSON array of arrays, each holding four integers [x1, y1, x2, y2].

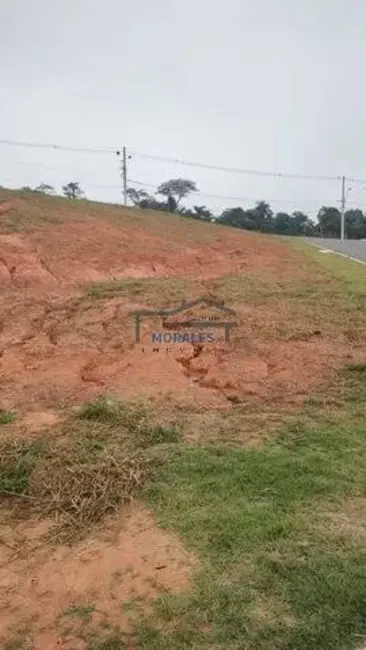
[[0, 409, 16, 425], [63, 603, 95, 620], [77, 397, 122, 422], [85, 630, 125, 650], [0, 439, 45, 496], [344, 362, 366, 375]]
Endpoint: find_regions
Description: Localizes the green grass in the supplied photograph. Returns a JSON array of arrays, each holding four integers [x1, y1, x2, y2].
[[0, 439, 45, 496], [0, 409, 16, 425], [292, 240, 366, 296], [85, 276, 191, 304], [85, 630, 126, 650], [63, 603, 95, 621], [137, 413, 366, 650], [77, 397, 182, 448], [77, 396, 127, 421]]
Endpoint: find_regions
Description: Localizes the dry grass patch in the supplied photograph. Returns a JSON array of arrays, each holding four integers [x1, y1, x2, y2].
[[0, 398, 182, 544]]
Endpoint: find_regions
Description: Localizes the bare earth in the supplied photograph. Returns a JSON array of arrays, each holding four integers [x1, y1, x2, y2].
[[0, 505, 196, 648], [1, 209, 363, 416]]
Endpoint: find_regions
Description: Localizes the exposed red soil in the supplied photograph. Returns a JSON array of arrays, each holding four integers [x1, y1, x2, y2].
[[0, 286, 353, 415], [0, 219, 313, 287], [0, 209, 364, 415], [0, 505, 196, 649]]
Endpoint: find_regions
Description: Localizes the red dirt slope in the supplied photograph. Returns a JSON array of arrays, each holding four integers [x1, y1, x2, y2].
[[0, 192, 364, 417]]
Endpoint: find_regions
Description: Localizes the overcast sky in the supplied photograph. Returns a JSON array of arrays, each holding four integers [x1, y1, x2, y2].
[[1, 0, 366, 216]]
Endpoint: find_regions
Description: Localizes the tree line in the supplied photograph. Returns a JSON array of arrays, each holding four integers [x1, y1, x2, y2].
[[126, 178, 366, 239], [17, 178, 366, 239], [20, 182, 84, 199]]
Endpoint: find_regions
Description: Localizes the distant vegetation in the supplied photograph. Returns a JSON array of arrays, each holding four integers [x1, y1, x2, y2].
[[9, 176, 366, 238], [20, 181, 84, 201], [126, 177, 366, 239]]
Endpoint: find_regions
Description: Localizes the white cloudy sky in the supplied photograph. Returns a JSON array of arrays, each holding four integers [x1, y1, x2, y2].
[[1, 0, 366, 216]]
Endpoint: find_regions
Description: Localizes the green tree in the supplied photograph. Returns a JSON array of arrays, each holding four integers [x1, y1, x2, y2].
[[126, 187, 151, 206], [273, 211, 293, 234], [250, 201, 274, 232], [273, 211, 314, 236], [317, 206, 341, 238], [157, 178, 198, 211], [344, 209, 366, 239], [126, 186, 170, 211], [35, 183, 55, 195], [62, 182, 83, 199], [192, 205, 213, 221], [291, 211, 314, 235], [220, 207, 250, 229]]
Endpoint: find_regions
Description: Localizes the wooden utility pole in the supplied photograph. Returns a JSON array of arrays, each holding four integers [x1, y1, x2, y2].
[[340, 175, 346, 240], [116, 147, 128, 206], [122, 146, 127, 206]]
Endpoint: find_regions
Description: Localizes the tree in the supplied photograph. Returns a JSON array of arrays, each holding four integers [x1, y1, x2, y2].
[[156, 178, 198, 211], [273, 211, 293, 234], [344, 209, 366, 239], [126, 188, 151, 206], [274, 210, 315, 236], [317, 206, 341, 238], [219, 203, 274, 231], [192, 205, 213, 221], [167, 194, 178, 213], [220, 207, 250, 229], [291, 211, 315, 236], [35, 183, 55, 195], [62, 182, 83, 199], [181, 205, 214, 221], [250, 201, 274, 232], [126, 187, 169, 211]]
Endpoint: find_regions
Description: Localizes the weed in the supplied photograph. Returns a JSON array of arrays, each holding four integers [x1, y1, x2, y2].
[[85, 630, 125, 650], [86, 277, 191, 305], [63, 603, 95, 620], [77, 397, 122, 422], [344, 362, 366, 375], [0, 409, 16, 425], [138, 424, 182, 448], [87, 280, 145, 299], [0, 439, 45, 496]]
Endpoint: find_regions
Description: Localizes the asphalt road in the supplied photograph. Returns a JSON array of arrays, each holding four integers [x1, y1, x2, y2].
[[304, 238, 366, 264]]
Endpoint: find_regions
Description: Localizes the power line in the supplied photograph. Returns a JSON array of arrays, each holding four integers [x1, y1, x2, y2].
[[0, 138, 116, 155], [127, 178, 339, 206], [0, 137, 348, 182], [129, 150, 342, 182]]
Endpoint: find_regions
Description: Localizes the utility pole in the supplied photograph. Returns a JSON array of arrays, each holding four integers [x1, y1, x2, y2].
[[122, 146, 127, 206], [116, 147, 128, 206], [340, 175, 346, 240]]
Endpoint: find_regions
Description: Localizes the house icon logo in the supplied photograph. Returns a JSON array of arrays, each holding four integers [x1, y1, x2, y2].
[[130, 295, 238, 346]]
